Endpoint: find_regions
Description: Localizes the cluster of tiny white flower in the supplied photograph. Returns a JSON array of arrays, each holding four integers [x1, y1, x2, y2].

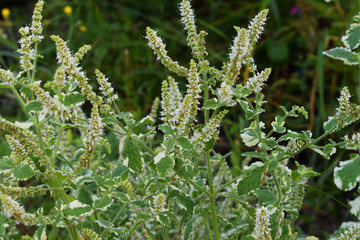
[[246, 68, 272, 93], [337, 226, 360, 240], [337, 86, 351, 114], [247, 9, 268, 48], [254, 206, 271, 238], [28, 83, 71, 119], [193, 110, 228, 149], [0, 69, 15, 85], [343, 132, 360, 151], [218, 82, 234, 105], [95, 69, 118, 104], [146, 27, 188, 77], [228, 27, 249, 73], [17, 0, 44, 72], [5, 135, 31, 164], [153, 193, 166, 213], [0, 194, 35, 226], [51, 35, 102, 104]]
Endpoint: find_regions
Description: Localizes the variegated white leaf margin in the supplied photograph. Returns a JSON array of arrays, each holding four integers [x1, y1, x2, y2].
[[323, 47, 360, 65], [334, 156, 360, 191]]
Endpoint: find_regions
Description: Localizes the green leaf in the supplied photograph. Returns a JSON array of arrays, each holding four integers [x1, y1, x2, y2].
[[271, 115, 286, 133], [334, 156, 360, 191], [203, 99, 223, 109], [259, 138, 278, 151], [240, 130, 259, 147], [112, 166, 129, 181], [93, 196, 113, 211], [117, 112, 136, 127], [62, 200, 93, 218], [175, 193, 194, 214], [102, 117, 117, 125], [140, 115, 155, 125], [323, 47, 360, 65], [178, 163, 197, 180], [94, 176, 116, 191], [20, 86, 32, 99], [342, 23, 360, 50], [234, 85, 252, 99], [136, 212, 152, 221], [0, 156, 15, 171], [158, 125, 174, 135], [242, 236, 257, 240], [349, 196, 360, 220], [254, 189, 276, 204], [241, 151, 267, 161], [237, 162, 264, 196], [77, 186, 93, 205], [323, 116, 339, 132], [183, 216, 196, 240], [155, 154, 174, 177], [158, 211, 171, 227], [33, 224, 46, 240], [13, 163, 35, 180], [110, 190, 130, 202], [204, 137, 216, 151], [290, 171, 301, 182], [64, 92, 86, 106], [24, 100, 43, 112], [122, 135, 143, 173], [267, 159, 278, 171], [238, 100, 255, 119], [176, 136, 193, 150]]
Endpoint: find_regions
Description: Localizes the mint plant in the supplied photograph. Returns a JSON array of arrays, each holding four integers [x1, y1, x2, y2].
[[0, 0, 359, 239], [323, 10, 360, 239]]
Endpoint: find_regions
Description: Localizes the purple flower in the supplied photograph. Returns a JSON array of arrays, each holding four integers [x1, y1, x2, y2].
[[291, 6, 301, 15]]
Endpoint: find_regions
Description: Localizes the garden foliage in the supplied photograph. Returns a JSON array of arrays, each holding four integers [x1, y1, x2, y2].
[[0, 0, 359, 239]]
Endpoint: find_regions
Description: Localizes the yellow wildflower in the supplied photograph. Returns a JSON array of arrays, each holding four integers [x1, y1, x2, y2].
[[79, 25, 87, 32], [1, 8, 10, 20], [63, 5, 72, 16]]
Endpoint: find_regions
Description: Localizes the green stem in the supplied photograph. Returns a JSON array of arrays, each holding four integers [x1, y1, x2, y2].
[[273, 173, 282, 207], [10, 86, 44, 150], [203, 72, 220, 240], [92, 187, 114, 210], [100, 188, 138, 238], [51, 119, 66, 167], [204, 214, 214, 240], [100, 202, 129, 238], [125, 221, 141, 240], [109, 112, 156, 157], [189, 180, 211, 196], [47, 175, 81, 239], [214, 175, 242, 194], [30, 43, 39, 82], [292, 125, 337, 157], [255, 93, 262, 143]]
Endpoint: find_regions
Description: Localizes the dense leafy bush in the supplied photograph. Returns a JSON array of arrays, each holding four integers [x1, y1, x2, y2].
[[0, 0, 360, 239]]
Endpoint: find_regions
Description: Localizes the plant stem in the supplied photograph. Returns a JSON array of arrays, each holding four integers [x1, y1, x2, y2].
[[47, 175, 82, 239], [203, 72, 220, 240], [189, 180, 210, 196], [109, 111, 156, 157], [100, 188, 138, 238], [255, 93, 262, 142], [51, 119, 65, 167], [273, 173, 282, 207], [125, 221, 141, 240], [204, 214, 214, 240], [214, 175, 242, 194]]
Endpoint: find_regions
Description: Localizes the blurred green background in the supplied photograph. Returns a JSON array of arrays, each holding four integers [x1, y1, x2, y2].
[[1, 0, 360, 238]]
